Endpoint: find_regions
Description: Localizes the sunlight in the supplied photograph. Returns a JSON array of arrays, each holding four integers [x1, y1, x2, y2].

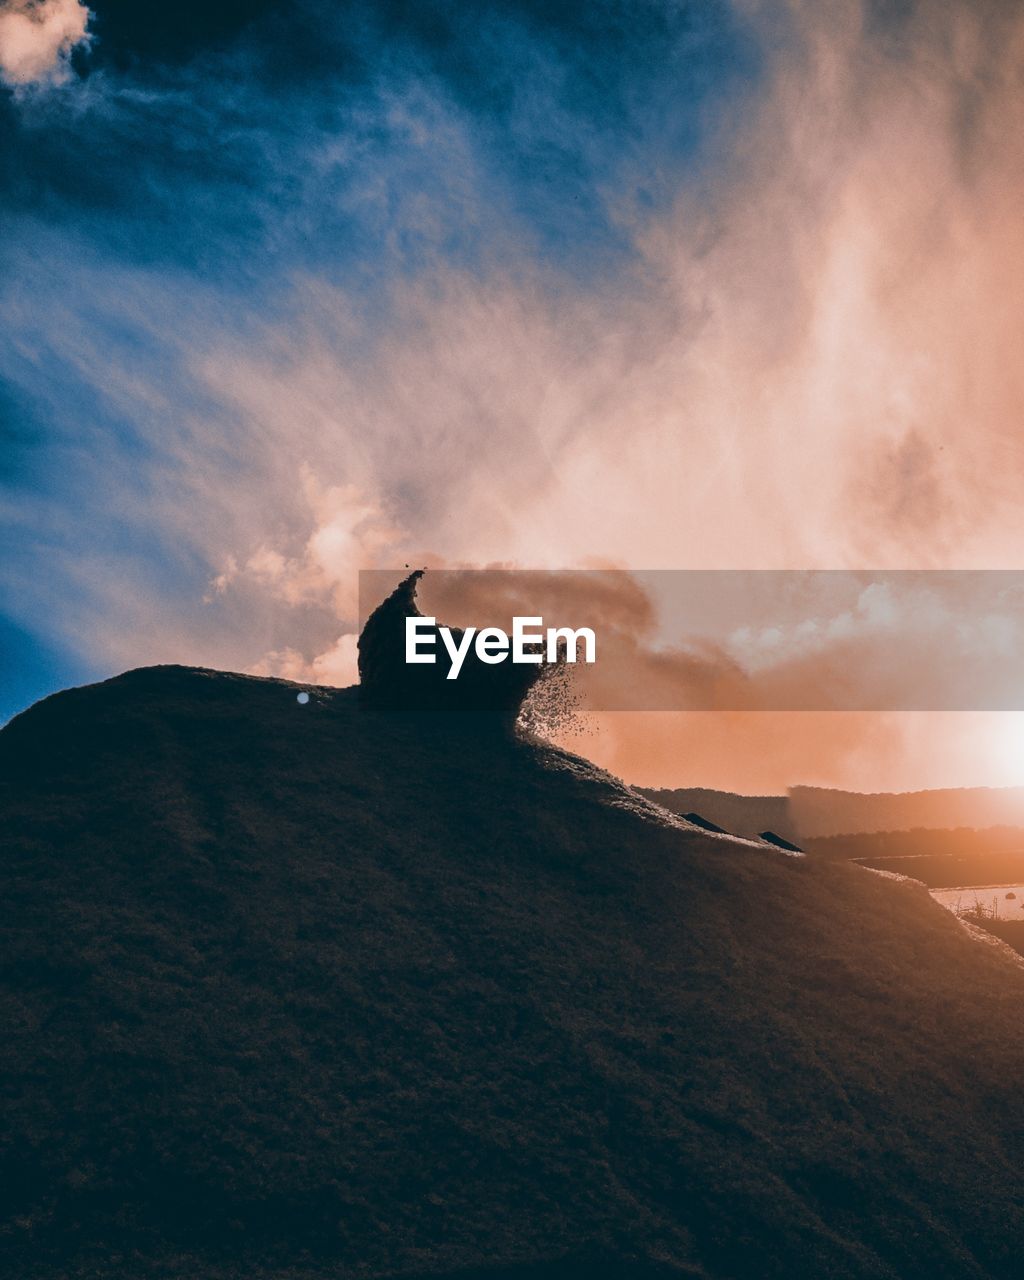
[[991, 713, 1024, 786]]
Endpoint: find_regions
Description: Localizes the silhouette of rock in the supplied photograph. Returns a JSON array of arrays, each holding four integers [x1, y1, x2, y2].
[[758, 830, 804, 853], [682, 811, 729, 834], [640, 786, 797, 841], [358, 569, 543, 729]]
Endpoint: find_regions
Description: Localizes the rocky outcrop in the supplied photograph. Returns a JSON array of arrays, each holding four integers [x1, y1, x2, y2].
[[357, 570, 543, 728]]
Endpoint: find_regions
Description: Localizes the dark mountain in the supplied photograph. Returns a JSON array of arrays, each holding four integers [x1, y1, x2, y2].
[[3, 667, 1024, 1278]]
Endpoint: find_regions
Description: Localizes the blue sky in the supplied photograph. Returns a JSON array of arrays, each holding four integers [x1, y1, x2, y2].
[[0, 0, 758, 719], [3, 0, 1024, 797]]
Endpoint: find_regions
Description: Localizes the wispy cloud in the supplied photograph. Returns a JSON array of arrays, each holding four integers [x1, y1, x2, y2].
[[3, 0, 1024, 786]]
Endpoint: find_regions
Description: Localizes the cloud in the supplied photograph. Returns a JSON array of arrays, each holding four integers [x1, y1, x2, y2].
[[252, 632, 359, 687], [404, 568, 1024, 716], [4, 0, 1024, 787], [218, 468, 408, 621], [0, 0, 91, 88], [176, 0, 1024, 610]]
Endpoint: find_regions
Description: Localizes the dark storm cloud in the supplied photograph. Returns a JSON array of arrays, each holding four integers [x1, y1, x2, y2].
[[81, 0, 280, 68]]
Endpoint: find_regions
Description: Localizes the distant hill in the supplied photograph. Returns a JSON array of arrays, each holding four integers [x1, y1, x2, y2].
[[638, 786, 796, 841], [790, 784, 1024, 837], [3, 667, 1024, 1278], [641, 783, 1024, 844]]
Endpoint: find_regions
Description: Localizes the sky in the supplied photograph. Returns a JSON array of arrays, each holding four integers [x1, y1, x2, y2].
[[3, 0, 1024, 791]]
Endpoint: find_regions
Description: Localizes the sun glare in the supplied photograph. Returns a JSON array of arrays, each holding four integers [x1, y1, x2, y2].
[[990, 713, 1024, 787]]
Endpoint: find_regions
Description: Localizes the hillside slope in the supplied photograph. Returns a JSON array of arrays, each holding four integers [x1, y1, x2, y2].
[[636, 788, 795, 843], [2, 667, 1024, 1279]]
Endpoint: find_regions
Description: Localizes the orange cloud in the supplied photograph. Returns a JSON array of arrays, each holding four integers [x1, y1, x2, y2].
[[0, 0, 91, 88]]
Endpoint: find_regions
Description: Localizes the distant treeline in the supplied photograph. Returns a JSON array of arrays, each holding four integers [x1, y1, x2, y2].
[[804, 825, 1024, 861]]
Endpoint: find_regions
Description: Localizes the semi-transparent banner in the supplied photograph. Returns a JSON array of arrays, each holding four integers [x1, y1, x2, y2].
[[358, 569, 1024, 711]]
